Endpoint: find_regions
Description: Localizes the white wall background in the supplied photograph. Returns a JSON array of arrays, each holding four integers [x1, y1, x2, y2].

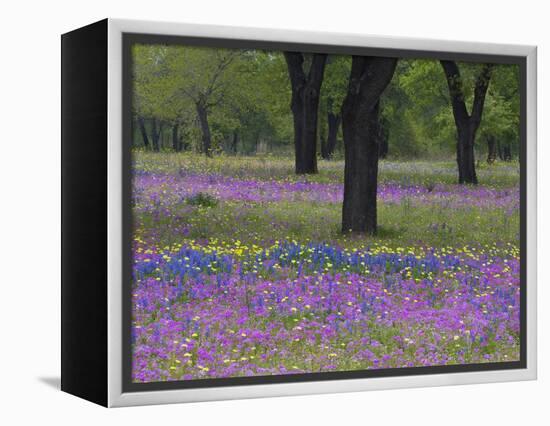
[[0, 0, 546, 423]]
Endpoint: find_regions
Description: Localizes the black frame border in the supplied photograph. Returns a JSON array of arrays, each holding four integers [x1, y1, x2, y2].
[[121, 32, 527, 393], [61, 19, 109, 406]]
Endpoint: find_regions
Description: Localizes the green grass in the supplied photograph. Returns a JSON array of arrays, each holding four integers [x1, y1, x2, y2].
[[134, 151, 519, 251], [134, 151, 520, 188], [138, 199, 519, 250]]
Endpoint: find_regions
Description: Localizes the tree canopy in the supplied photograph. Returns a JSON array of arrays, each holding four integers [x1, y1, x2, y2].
[[133, 45, 519, 165]]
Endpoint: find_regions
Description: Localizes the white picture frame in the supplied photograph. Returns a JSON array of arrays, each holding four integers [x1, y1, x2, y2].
[[61, 18, 537, 407]]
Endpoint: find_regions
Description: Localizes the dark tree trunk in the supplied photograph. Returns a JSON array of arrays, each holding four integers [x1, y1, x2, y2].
[[325, 111, 341, 159], [503, 142, 512, 161], [196, 103, 212, 157], [377, 114, 389, 159], [456, 123, 477, 183], [321, 97, 341, 160], [440, 60, 494, 184], [486, 135, 497, 164], [341, 56, 397, 235], [172, 122, 180, 152], [231, 130, 238, 154], [180, 136, 189, 152], [320, 117, 328, 159], [150, 119, 162, 152], [284, 52, 327, 174], [342, 102, 381, 235], [497, 140, 504, 160], [137, 116, 150, 149]]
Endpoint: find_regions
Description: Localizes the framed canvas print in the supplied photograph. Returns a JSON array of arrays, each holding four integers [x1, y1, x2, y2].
[[61, 18, 537, 407]]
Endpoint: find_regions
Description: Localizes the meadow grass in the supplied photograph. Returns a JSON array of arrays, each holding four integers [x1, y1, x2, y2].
[[134, 151, 520, 188], [134, 151, 519, 250], [139, 199, 519, 251]]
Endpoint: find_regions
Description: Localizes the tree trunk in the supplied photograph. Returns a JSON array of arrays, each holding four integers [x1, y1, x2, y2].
[[231, 130, 238, 154], [486, 135, 497, 164], [196, 104, 212, 157], [284, 52, 327, 174], [440, 60, 493, 184], [456, 123, 478, 184], [172, 122, 180, 152], [341, 56, 397, 235], [137, 116, 150, 149], [320, 119, 328, 159], [325, 111, 341, 159], [377, 114, 389, 159], [151, 119, 161, 152], [497, 140, 504, 160], [180, 137, 189, 152], [503, 142, 512, 161], [342, 102, 381, 234]]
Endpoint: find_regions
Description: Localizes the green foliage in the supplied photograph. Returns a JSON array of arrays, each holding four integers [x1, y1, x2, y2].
[[383, 59, 520, 159], [478, 65, 520, 156], [321, 55, 351, 110], [391, 59, 453, 157], [133, 44, 181, 122], [132, 43, 520, 161], [185, 192, 219, 208]]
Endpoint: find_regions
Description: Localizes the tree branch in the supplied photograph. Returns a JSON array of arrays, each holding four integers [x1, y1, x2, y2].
[[351, 56, 398, 114], [201, 51, 240, 102], [307, 53, 328, 90], [440, 60, 469, 123], [283, 52, 306, 93], [471, 63, 494, 125]]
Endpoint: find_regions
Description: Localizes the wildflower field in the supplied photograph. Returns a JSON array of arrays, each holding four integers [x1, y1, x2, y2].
[[131, 152, 521, 383]]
